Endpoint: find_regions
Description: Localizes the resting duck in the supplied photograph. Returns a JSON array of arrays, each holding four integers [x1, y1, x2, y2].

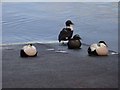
[[20, 44, 38, 57], [88, 41, 108, 56], [67, 34, 82, 49]]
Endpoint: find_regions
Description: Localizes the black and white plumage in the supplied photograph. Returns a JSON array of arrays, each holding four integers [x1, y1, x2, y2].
[[58, 20, 74, 42], [20, 44, 38, 57], [88, 44, 99, 56], [67, 34, 82, 49], [88, 41, 108, 56]]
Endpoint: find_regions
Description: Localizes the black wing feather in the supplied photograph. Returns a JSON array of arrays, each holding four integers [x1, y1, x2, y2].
[[58, 28, 73, 42]]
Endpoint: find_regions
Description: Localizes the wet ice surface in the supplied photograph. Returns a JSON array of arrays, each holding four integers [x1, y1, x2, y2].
[[2, 43, 118, 88]]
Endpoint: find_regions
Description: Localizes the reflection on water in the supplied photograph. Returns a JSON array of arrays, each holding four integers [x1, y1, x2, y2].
[[2, 2, 118, 52]]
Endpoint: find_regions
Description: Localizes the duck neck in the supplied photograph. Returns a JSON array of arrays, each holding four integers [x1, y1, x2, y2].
[[66, 25, 73, 31]]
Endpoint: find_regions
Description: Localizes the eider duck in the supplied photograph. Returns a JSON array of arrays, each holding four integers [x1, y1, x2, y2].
[[58, 20, 74, 43], [67, 34, 82, 49], [20, 44, 38, 57], [88, 41, 108, 56]]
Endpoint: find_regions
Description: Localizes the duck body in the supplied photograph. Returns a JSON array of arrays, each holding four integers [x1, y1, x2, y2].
[[67, 34, 82, 49], [58, 28, 73, 42], [20, 44, 38, 57], [88, 41, 108, 56], [96, 45, 108, 56]]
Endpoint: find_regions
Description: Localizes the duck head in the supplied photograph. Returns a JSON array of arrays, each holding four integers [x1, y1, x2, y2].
[[73, 34, 81, 40], [98, 41, 108, 47], [65, 20, 74, 26]]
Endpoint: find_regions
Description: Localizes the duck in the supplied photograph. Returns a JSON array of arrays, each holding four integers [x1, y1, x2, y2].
[[58, 20, 74, 43], [20, 44, 38, 57], [67, 34, 82, 49], [88, 41, 108, 56]]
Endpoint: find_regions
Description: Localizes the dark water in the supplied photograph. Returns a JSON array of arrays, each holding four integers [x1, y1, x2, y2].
[[2, 2, 118, 52]]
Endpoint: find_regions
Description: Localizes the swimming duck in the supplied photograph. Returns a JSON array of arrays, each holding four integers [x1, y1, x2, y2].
[[58, 20, 74, 43], [88, 41, 108, 56], [20, 44, 38, 57], [67, 34, 82, 49]]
